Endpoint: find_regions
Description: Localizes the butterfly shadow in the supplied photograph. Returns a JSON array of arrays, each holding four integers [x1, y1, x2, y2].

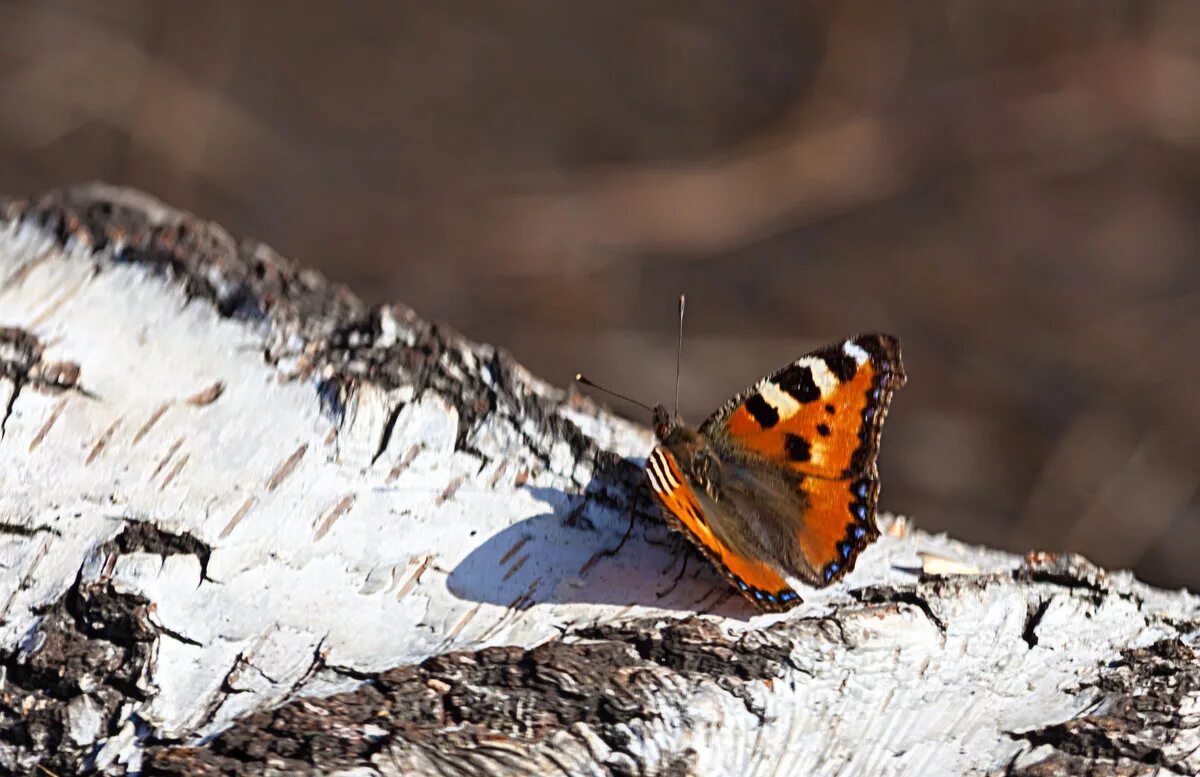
[[446, 471, 762, 620]]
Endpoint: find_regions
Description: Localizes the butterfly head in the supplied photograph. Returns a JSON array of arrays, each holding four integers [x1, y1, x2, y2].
[[652, 403, 680, 441], [650, 406, 724, 504]]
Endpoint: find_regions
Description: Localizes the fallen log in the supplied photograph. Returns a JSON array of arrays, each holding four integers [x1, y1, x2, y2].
[[0, 185, 1196, 776]]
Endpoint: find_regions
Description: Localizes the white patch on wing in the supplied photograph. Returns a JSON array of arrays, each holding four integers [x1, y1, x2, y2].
[[646, 461, 667, 494], [843, 340, 869, 364], [648, 449, 680, 490], [795, 356, 838, 397], [757, 380, 801, 419]]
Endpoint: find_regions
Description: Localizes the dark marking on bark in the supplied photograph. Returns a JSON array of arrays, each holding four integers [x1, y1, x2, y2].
[[1, 246, 54, 290], [160, 453, 190, 489], [0, 327, 43, 439], [185, 381, 225, 407], [266, 444, 308, 491], [133, 402, 172, 446], [313, 494, 355, 541], [108, 521, 215, 583], [28, 397, 67, 451], [85, 419, 121, 465], [33, 360, 81, 392], [0, 579, 157, 776], [499, 535, 532, 566], [1021, 598, 1051, 649], [0, 381, 17, 440], [371, 400, 407, 465], [387, 444, 421, 482], [501, 554, 530, 581], [1016, 552, 1115, 608], [0, 520, 61, 538], [436, 475, 464, 505], [1009, 639, 1200, 775], [852, 586, 947, 632], [219, 498, 255, 539]]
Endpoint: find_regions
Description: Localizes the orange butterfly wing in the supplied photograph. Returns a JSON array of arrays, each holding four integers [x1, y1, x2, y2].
[[702, 334, 905, 586], [703, 334, 905, 479], [645, 446, 801, 612]]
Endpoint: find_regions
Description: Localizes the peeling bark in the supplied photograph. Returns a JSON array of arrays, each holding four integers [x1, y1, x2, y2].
[[0, 185, 1197, 776]]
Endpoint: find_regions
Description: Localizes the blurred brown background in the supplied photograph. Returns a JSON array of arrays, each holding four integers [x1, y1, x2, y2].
[[3, 2, 1198, 590]]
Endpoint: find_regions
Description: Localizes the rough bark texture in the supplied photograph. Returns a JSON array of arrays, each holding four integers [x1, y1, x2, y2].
[[0, 185, 1196, 776]]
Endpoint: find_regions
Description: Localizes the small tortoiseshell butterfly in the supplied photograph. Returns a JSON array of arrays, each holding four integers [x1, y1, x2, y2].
[[642, 333, 906, 612]]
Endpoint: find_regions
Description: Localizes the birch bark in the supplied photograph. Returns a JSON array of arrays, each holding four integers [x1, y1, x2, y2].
[[0, 186, 1195, 776]]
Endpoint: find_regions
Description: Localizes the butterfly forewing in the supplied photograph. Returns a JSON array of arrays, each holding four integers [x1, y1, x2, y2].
[[701, 334, 905, 479]]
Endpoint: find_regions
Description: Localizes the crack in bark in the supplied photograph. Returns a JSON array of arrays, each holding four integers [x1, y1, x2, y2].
[[1016, 551, 1112, 595], [370, 399, 407, 465], [0, 521, 62, 538], [0, 327, 41, 440], [1021, 598, 1051, 649], [852, 585, 948, 632], [0, 378, 18, 440], [104, 521, 214, 583]]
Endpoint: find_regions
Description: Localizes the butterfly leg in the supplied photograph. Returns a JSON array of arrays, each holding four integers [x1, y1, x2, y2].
[[579, 497, 643, 577], [600, 497, 638, 557], [656, 553, 689, 599]]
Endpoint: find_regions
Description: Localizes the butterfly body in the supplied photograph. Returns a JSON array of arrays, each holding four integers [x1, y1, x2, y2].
[[645, 334, 905, 612]]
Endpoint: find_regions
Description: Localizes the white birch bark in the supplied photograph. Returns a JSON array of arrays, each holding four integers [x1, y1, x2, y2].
[[0, 185, 1196, 776]]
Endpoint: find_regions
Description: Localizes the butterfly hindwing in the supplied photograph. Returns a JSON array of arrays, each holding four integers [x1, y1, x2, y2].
[[645, 447, 801, 612], [701, 334, 905, 479], [794, 470, 882, 586]]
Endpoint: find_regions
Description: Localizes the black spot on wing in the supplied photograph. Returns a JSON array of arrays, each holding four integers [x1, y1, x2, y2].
[[784, 433, 811, 462], [817, 346, 858, 381], [816, 423, 831, 437], [774, 364, 820, 403], [743, 394, 779, 428]]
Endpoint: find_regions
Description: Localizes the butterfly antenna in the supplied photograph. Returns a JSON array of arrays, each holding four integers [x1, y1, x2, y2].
[[575, 373, 654, 413], [674, 293, 685, 417]]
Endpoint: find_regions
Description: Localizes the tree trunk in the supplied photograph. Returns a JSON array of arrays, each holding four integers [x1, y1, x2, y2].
[[0, 185, 1196, 776]]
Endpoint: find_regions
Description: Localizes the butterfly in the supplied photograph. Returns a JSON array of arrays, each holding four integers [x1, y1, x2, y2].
[[643, 334, 905, 612]]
